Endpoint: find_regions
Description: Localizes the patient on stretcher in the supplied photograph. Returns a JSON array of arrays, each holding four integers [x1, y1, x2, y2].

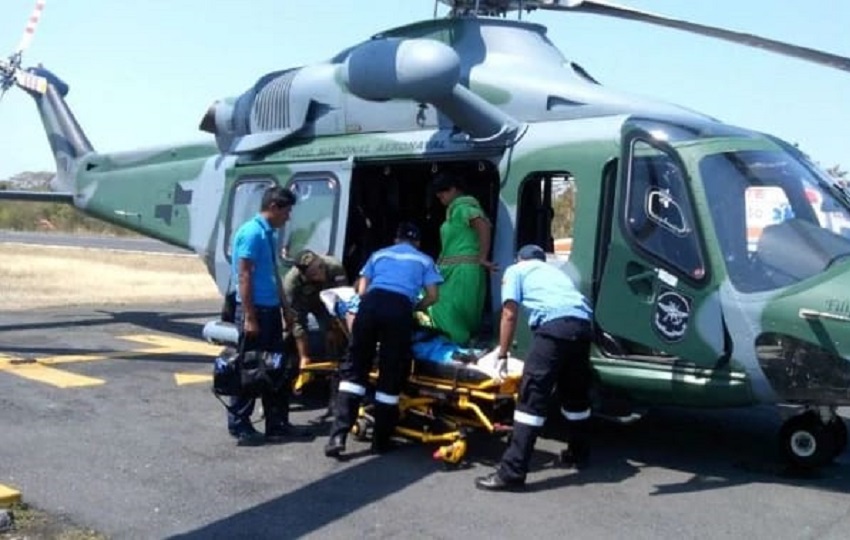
[[319, 287, 523, 382]]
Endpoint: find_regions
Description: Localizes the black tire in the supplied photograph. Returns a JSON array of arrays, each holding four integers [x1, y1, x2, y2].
[[352, 418, 371, 442], [827, 416, 848, 457], [779, 412, 838, 469]]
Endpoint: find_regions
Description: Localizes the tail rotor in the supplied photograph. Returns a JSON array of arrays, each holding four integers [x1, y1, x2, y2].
[[1, 0, 48, 99]]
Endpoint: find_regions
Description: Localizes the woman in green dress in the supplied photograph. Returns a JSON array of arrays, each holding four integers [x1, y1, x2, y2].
[[429, 173, 496, 345]]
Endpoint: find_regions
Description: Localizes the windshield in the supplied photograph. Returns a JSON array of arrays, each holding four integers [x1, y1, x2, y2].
[[700, 149, 850, 293]]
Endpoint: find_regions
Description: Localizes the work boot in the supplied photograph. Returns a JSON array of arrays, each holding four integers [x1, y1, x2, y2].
[[474, 472, 525, 492], [324, 434, 347, 458], [230, 426, 265, 447], [266, 422, 312, 443], [264, 388, 312, 442]]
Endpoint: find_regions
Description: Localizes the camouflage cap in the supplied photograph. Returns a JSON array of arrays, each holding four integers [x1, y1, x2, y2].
[[294, 249, 318, 272]]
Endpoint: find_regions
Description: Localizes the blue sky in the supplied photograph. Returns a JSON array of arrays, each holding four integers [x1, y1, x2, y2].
[[0, 0, 847, 179]]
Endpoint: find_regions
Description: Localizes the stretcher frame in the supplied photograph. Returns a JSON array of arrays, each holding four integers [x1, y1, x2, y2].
[[352, 362, 521, 465]]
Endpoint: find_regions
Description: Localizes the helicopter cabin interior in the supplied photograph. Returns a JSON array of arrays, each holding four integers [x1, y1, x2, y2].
[[341, 160, 499, 324], [340, 159, 577, 344]]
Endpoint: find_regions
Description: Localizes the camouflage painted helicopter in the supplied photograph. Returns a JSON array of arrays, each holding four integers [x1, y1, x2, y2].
[[4, 0, 850, 467]]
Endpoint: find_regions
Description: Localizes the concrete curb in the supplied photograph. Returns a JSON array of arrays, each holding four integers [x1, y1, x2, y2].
[[0, 484, 21, 506]]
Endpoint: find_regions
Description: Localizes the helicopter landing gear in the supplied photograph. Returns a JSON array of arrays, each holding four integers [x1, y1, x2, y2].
[[778, 407, 846, 468]]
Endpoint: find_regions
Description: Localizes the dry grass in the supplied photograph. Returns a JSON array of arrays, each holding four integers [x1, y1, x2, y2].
[[0, 243, 220, 311]]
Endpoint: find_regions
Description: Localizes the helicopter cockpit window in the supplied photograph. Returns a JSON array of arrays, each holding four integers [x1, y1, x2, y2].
[[225, 177, 275, 260], [701, 149, 850, 292], [286, 175, 340, 259], [626, 140, 705, 281], [517, 172, 576, 260]]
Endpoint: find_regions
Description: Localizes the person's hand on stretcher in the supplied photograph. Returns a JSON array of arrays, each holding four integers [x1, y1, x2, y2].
[[474, 348, 523, 382]]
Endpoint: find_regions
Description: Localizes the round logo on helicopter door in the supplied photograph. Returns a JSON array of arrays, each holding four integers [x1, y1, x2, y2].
[[652, 289, 691, 343]]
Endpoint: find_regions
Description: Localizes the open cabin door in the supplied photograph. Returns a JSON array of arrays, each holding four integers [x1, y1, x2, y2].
[[594, 127, 726, 366], [214, 158, 351, 294]]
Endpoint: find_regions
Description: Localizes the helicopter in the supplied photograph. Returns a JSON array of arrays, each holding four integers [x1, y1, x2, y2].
[[3, 0, 850, 468]]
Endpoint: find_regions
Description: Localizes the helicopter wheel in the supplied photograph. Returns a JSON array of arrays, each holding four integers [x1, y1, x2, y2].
[[778, 412, 837, 469]]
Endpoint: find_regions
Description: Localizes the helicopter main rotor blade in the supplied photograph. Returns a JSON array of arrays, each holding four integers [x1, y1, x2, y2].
[[15, 0, 46, 55], [540, 0, 850, 73]]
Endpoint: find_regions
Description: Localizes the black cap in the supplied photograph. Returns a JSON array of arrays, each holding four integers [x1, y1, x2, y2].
[[517, 244, 546, 262], [396, 222, 421, 242], [432, 172, 461, 193]]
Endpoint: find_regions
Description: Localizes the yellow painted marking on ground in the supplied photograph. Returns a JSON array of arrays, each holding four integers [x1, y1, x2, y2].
[[0, 333, 220, 389], [119, 334, 222, 356], [0, 483, 22, 505], [0, 354, 104, 388], [174, 372, 213, 386]]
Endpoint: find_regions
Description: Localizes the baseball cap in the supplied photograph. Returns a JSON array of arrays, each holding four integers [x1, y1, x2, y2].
[[516, 244, 546, 262], [396, 222, 421, 242], [432, 172, 466, 193]]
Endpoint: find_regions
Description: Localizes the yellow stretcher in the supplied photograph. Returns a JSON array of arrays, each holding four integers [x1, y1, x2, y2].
[[353, 352, 524, 465]]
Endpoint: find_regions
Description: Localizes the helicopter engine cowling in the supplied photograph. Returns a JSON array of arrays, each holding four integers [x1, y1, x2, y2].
[[343, 38, 459, 102], [342, 37, 519, 141]]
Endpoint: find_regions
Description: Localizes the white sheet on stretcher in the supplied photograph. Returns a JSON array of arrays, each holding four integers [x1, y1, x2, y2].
[[470, 349, 524, 380], [319, 286, 357, 314]]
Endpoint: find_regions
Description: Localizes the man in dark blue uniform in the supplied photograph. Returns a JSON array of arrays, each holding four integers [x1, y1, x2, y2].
[[325, 222, 443, 457], [228, 185, 309, 446], [475, 244, 594, 490]]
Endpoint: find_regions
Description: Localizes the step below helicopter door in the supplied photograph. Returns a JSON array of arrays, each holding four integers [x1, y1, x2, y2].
[[594, 132, 726, 365]]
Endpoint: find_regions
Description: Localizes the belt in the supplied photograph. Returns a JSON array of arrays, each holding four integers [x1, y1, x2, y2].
[[438, 254, 479, 265]]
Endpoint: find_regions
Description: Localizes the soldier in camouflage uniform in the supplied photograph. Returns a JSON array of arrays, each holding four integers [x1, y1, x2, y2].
[[283, 250, 350, 368]]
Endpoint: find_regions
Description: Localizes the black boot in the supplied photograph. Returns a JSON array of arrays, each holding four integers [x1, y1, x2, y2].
[[371, 403, 399, 454], [560, 419, 590, 469], [325, 391, 360, 458], [264, 389, 311, 442]]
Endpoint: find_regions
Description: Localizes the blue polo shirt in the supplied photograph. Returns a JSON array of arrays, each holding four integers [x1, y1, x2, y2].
[[501, 259, 592, 329], [360, 243, 443, 303], [231, 215, 280, 307]]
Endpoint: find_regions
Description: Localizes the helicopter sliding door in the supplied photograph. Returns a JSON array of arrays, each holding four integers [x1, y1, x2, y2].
[[594, 127, 726, 368]]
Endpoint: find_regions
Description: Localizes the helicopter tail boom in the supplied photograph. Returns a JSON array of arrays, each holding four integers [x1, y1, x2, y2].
[[20, 67, 94, 194]]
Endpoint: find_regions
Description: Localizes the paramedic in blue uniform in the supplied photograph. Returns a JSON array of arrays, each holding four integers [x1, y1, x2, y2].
[[325, 222, 443, 457], [228, 185, 308, 446], [475, 244, 594, 491]]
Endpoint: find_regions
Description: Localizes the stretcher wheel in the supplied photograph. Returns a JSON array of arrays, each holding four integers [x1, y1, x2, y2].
[[433, 439, 467, 465], [352, 418, 371, 442]]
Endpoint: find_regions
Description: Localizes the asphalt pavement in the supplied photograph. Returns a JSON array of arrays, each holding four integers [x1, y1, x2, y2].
[[0, 230, 191, 254], [1, 302, 849, 539]]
